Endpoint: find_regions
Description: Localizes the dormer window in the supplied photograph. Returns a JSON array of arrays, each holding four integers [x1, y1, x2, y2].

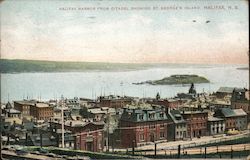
[[149, 113, 155, 119], [139, 114, 144, 120], [159, 112, 164, 118], [128, 112, 132, 118]]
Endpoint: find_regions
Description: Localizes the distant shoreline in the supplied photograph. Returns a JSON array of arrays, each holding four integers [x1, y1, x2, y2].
[[0, 59, 247, 73]]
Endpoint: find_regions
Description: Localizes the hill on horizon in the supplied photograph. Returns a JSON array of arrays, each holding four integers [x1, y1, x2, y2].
[[0, 59, 245, 73]]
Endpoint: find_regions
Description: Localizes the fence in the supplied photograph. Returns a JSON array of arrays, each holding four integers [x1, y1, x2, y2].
[[160, 131, 250, 150], [124, 132, 250, 159], [130, 143, 250, 159]]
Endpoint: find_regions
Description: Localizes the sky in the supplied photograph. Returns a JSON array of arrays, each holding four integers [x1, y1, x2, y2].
[[0, 0, 249, 64]]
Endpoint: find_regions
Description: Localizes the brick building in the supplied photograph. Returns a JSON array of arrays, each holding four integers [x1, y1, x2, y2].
[[76, 122, 104, 152], [119, 104, 169, 148], [147, 98, 186, 110], [30, 103, 53, 121], [14, 100, 36, 117], [51, 120, 104, 152], [181, 110, 208, 138], [99, 95, 134, 109]]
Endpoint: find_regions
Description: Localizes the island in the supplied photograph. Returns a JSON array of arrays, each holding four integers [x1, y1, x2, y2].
[[237, 67, 249, 70], [133, 74, 210, 85]]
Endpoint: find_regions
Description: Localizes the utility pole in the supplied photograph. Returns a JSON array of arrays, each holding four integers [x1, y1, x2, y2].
[[40, 132, 43, 148], [132, 140, 135, 155], [190, 106, 193, 140], [106, 109, 110, 152], [25, 132, 28, 146], [0, 104, 2, 160], [178, 145, 181, 158], [154, 142, 157, 156], [61, 95, 65, 148]]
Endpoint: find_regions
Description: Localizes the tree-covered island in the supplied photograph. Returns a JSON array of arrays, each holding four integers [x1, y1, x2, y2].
[[133, 74, 210, 85]]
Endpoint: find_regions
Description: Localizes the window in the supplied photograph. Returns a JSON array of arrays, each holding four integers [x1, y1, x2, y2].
[[140, 134, 144, 141], [149, 113, 155, 119], [176, 131, 179, 136], [159, 112, 164, 118], [160, 132, 165, 138], [183, 131, 186, 138], [139, 114, 144, 120], [149, 124, 155, 129], [160, 124, 165, 128]]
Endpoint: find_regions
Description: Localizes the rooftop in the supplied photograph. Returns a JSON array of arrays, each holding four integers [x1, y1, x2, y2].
[[125, 103, 153, 110], [169, 110, 186, 124], [217, 87, 235, 93], [217, 108, 247, 118], [208, 116, 224, 122], [88, 107, 116, 114], [14, 100, 37, 105], [35, 103, 50, 108], [233, 109, 247, 116], [181, 110, 208, 114], [5, 108, 21, 114]]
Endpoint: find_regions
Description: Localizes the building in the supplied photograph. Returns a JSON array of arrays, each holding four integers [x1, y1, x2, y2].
[[75, 122, 104, 152], [30, 103, 53, 121], [88, 107, 116, 122], [207, 116, 225, 135], [50, 119, 104, 152], [4, 108, 21, 118], [181, 110, 208, 138], [51, 120, 104, 133], [65, 97, 80, 108], [167, 109, 187, 141], [147, 98, 186, 110], [79, 97, 97, 108], [119, 104, 169, 148], [99, 95, 134, 109], [53, 106, 71, 122], [231, 88, 250, 122], [234, 109, 248, 130], [14, 100, 36, 117], [3, 102, 21, 118], [214, 108, 247, 131], [53, 129, 76, 149], [216, 87, 234, 99]]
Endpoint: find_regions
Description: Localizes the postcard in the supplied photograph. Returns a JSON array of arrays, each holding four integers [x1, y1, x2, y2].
[[0, 0, 249, 159]]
